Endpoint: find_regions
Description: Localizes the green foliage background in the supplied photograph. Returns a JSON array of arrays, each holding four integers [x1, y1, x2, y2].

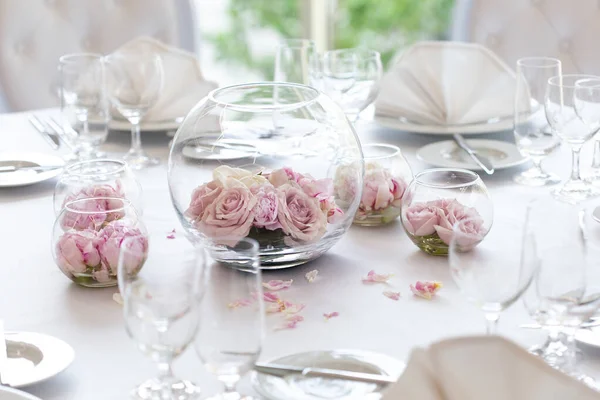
[[206, 0, 455, 79]]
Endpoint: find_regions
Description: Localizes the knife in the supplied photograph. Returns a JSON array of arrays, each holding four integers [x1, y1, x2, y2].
[[28, 116, 60, 150], [0, 165, 63, 173], [452, 134, 495, 175], [254, 362, 397, 385]]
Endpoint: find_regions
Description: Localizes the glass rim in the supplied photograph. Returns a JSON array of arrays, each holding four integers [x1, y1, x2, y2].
[[65, 158, 127, 177], [64, 196, 132, 214], [547, 74, 600, 88], [102, 52, 162, 63], [573, 77, 600, 89], [516, 57, 561, 69], [324, 48, 381, 60], [277, 38, 316, 48], [59, 52, 103, 64], [362, 143, 401, 160], [414, 168, 481, 189], [207, 82, 320, 112]]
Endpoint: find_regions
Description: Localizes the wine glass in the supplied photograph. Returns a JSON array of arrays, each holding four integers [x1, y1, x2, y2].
[[118, 237, 205, 400], [322, 48, 383, 121], [449, 214, 537, 335], [513, 57, 562, 186], [574, 77, 600, 184], [104, 52, 164, 169], [274, 39, 318, 85], [59, 53, 109, 160], [545, 74, 600, 203], [194, 238, 264, 400]]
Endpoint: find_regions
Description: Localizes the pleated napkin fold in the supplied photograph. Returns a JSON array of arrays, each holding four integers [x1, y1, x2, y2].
[[375, 41, 520, 126], [382, 336, 600, 400]]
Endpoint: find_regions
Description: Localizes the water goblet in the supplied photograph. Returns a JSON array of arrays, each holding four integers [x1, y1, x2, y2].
[[118, 238, 205, 400], [59, 53, 109, 160], [194, 238, 264, 400], [513, 57, 562, 186], [274, 38, 318, 85], [574, 77, 600, 183], [104, 52, 164, 169], [449, 214, 537, 335], [545, 74, 600, 202]]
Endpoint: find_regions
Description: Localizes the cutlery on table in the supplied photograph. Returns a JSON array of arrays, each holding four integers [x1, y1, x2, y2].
[[453, 134, 495, 175], [28, 116, 60, 150], [0, 165, 64, 173], [254, 362, 397, 385]]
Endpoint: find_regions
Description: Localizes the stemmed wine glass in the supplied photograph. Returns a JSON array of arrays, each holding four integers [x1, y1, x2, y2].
[[449, 214, 537, 335], [573, 77, 600, 183], [104, 52, 164, 169], [194, 238, 264, 400], [545, 74, 600, 202], [274, 39, 318, 85], [513, 57, 562, 186], [59, 53, 109, 160], [118, 237, 205, 400]]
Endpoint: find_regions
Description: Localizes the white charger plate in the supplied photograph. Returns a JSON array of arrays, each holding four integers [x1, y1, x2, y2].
[[416, 139, 528, 171], [0, 387, 41, 400], [0, 153, 64, 188], [4, 331, 75, 388], [375, 115, 514, 135], [109, 117, 183, 133], [252, 349, 404, 400]]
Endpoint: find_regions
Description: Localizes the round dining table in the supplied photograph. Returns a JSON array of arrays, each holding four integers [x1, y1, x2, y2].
[[2, 108, 600, 399]]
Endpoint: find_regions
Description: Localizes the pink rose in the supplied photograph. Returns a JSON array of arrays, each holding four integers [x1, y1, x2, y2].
[[61, 199, 108, 231], [298, 176, 333, 201], [62, 184, 126, 222], [391, 177, 407, 207], [361, 168, 395, 211], [252, 185, 281, 231], [97, 221, 148, 275], [268, 167, 303, 187], [402, 203, 440, 236], [185, 180, 223, 220], [198, 180, 257, 242], [277, 184, 327, 242], [333, 163, 360, 206], [319, 196, 344, 224], [56, 229, 101, 275], [433, 200, 486, 246]]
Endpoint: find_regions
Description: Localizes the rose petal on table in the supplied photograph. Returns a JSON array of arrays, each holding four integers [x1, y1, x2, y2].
[[323, 311, 339, 320], [305, 269, 319, 283], [263, 292, 280, 302], [166, 228, 176, 239], [266, 300, 305, 314], [410, 281, 443, 299], [262, 279, 293, 291], [112, 292, 124, 306], [362, 270, 393, 284], [383, 291, 401, 301], [275, 314, 304, 331], [228, 298, 253, 309]]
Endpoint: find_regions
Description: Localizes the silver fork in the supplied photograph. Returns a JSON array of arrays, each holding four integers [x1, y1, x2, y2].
[[29, 115, 76, 150], [28, 115, 60, 150]]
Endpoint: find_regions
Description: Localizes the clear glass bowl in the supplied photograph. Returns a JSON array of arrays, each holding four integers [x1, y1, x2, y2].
[[400, 168, 493, 256], [51, 197, 148, 287], [168, 82, 363, 268], [349, 143, 412, 226], [53, 159, 142, 215]]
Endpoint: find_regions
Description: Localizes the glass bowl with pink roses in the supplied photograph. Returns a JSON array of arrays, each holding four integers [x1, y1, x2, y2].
[[168, 82, 363, 269], [400, 168, 493, 256], [337, 143, 412, 226], [53, 159, 143, 216], [51, 197, 148, 287]]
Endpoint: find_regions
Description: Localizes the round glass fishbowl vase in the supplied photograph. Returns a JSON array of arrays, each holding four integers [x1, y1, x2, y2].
[[168, 82, 364, 268]]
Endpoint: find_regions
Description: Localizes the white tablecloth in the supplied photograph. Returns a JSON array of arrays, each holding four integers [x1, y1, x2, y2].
[[2, 109, 600, 399]]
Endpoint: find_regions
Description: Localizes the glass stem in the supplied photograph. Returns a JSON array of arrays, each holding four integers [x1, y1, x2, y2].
[[219, 374, 240, 394], [571, 147, 582, 181], [531, 156, 544, 172], [485, 312, 500, 335], [157, 361, 174, 381], [593, 140, 600, 169], [130, 119, 142, 155]]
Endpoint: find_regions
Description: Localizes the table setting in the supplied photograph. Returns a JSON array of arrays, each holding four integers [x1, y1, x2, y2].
[[5, 31, 600, 400]]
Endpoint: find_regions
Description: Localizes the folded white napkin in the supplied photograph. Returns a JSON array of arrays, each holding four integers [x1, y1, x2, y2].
[[383, 336, 600, 400], [375, 41, 519, 126], [113, 36, 218, 122]]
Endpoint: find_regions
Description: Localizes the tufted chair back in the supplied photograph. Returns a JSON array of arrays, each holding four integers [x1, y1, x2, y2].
[[0, 0, 195, 112], [451, 0, 600, 75]]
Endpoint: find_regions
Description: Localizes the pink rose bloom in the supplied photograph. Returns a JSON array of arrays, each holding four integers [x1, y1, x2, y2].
[[298, 176, 333, 201], [56, 229, 101, 275], [403, 203, 441, 236], [433, 200, 486, 246], [97, 221, 148, 274], [361, 168, 395, 211], [62, 184, 126, 223], [277, 184, 327, 242], [61, 199, 108, 231], [333, 163, 360, 206], [319, 196, 344, 224], [185, 180, 223, 220], [391, 177, 408, 207], [252, 185, 281, 231], [198, 182, 257, 242], [268, 167, 303, 187]]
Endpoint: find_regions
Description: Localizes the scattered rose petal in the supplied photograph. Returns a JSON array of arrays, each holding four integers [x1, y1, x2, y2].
[[275, 314, 304, 331], [262, 279, 293, 291], [262, 292, 280, 303], [305, 269, 319, 283], [266, 300, 305, 314], [228, 298, 253, 309], [383, 291, 401, 301], [323, 311, 339, 320], [362, 270, 393, 284], [166, 229, 176, 239], [113, 292, 123, 306], [410, 281, 443, 300]]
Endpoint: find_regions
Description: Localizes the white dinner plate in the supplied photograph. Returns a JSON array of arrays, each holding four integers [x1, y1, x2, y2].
[[575, 327, 600, 349], [416, 139, 528, 171], [0, 153, 65, 188], [109, 117, 183, 133], [0, 386, 42, 400], [3, 331, 75, 388], [375, 115, 514, 135], [252, 349, 404, 400]]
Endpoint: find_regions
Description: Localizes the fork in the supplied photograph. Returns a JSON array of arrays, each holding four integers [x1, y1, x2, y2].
[[29, 115, 76, 151], [28, 115, 61, 150]]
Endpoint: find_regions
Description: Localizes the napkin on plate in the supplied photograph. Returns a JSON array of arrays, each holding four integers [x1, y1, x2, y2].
[[112, 36, 218, 122], [382, 336, 600, 400], [375, 41, 521, 126]]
